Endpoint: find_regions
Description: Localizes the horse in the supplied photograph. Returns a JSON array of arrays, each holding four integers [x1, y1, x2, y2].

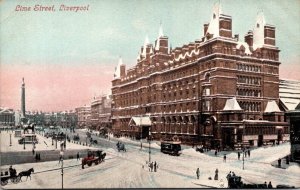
[[18, 168, 34, 181]]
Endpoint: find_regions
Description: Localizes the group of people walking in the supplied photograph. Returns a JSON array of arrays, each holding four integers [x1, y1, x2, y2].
[[147, 161, 158, 172], [237, 149, 251, 160]]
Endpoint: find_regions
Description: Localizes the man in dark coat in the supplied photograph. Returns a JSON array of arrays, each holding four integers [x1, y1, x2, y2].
[[268, 181, 273, 188], [278, 158, 281, 168], [214, 168, 218, 180], [77, 152, 80, 161], [196, 168, 200, 179], [238, 152, 240, 160], [154, 161, 157, 172]]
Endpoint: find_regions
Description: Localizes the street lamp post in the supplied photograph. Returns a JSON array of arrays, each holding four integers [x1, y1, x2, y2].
[[60, 150, 64, 189], [10, 134, 12, 146], [148, 134, 151, 163], [242, 149, 245, 170], [23, 137, 26, 150], [140, 127, 143, 150]]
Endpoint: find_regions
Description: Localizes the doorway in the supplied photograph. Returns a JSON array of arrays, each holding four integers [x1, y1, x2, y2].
[[258, 134, 263, 147]]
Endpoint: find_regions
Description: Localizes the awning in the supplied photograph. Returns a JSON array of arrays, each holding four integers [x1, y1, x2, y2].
[[128, 116, 152, 127]]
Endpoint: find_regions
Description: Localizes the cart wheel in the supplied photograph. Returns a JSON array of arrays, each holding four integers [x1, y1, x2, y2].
[[1, 180, 8, 186], [95, 161, 99, 165], [87, 161, 92, 166], [15, 176, 21, 183], [11, 177, 18, 184]]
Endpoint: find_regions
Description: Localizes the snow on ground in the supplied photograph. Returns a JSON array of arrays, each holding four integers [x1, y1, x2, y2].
[[2, 140, 299, 188], [0, 131, 96, 153], [115, 136, 161, 149]]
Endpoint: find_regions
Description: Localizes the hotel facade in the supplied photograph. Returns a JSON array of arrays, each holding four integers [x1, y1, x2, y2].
[[111, 4, 289, 149]]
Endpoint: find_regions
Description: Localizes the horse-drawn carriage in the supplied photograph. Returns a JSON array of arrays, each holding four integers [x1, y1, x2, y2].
[[116, 142, 126, 152], [227, 175, 294, 189], [1, 167, 34, 186], [0, 168, 20, 186], [81, 150, 106, 169]]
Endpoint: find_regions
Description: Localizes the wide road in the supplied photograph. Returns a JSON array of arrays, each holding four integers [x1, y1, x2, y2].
[[64, 129, 162, 155]]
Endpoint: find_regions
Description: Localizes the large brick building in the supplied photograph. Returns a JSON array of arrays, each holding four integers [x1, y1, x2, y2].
[[111, 3, 289, 149]]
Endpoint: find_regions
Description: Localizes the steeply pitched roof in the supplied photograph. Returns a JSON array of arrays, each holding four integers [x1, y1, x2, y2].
[[223, 97, 242, 111], [129, 116, 152, 126], [264, 100, 281, 112]]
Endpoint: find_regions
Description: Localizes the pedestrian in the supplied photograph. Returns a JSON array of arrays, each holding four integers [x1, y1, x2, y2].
[[223, 154, 226, 162], [226, 171, 232, 186], [58, 155, 62, 164], [214, 168, 218, 180], [248, 149, 250, 157], [268, 181, 273, 188], [238, 152, 240, 160], [278, 158, 281, 168], [244, 150, 247, 158], [77, 152, 80, 161], [149, 162, 153, 172], [263, 181, 267, 188], [215, 150, 217, 156], [232, 172, 236, 177], [154, 161, 157, 172], [32, 148, 35, 155], [286, 155, 290, 165], [151, 162, 154, 172], [196, 168, 200, 179]]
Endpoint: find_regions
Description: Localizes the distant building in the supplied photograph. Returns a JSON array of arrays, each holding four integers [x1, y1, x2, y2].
[[111, 3, 289, 148], [75, 105, 91, 128], [91, 95, 112, 131], [0, 108, 15, 126], [279, 79, 300, 110], [60, 110, 77, 128]]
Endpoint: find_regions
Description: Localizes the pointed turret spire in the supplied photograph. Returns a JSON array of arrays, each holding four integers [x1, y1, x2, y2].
[[117, 56, 123, 67], [253, 11, 266, 50], [205, 2, 222, 38], [150, 46, 153, 54], [142, 35, 150, 57], [158, 21, 164, 38], [113, 56, 124, 79], [155, 23, 164, 51]]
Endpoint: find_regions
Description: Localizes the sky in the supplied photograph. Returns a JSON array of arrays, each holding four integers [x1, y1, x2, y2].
[[1, 0, 300, 112]]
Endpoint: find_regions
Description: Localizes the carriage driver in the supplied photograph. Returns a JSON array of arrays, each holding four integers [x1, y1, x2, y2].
[[9, 166, 17, 177]]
